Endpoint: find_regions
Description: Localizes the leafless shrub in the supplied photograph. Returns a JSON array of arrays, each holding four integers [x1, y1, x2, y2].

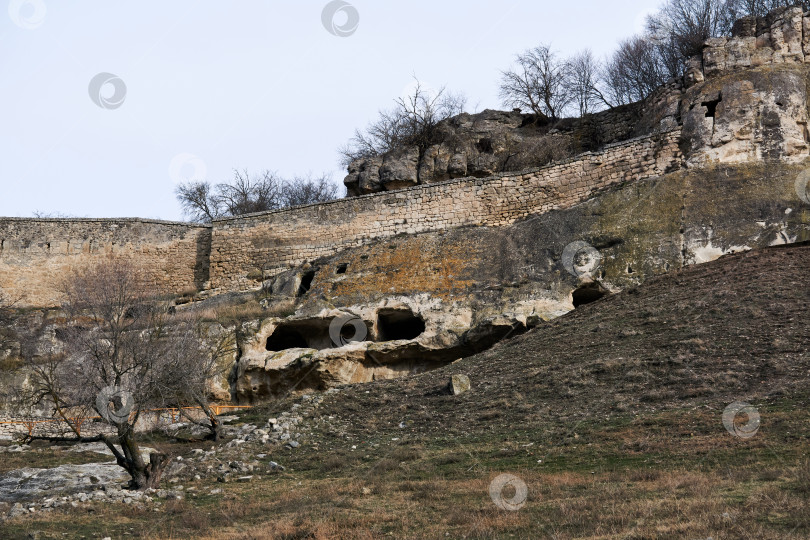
[[176, 170, 341, 222], [339, 78, 466, 167], [281, 174, 341, 207], [502, 135, 574, 171]]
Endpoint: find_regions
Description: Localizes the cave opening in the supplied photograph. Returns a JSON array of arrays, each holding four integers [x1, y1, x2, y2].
[[702, 95, 721, 118], [376, 309, 426, 341], [297, 269, 316, 297], [265, 317, 368, 351], [265, 328, 309, 351], [572, 282, 608, 308], [476, 138, 494, 153]]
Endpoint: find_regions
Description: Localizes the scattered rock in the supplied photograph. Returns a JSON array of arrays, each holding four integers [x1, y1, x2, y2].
[[450, 374, 471, 395]]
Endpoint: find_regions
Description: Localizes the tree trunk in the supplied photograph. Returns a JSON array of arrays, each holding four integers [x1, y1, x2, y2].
[[104, 429, 169, 490]]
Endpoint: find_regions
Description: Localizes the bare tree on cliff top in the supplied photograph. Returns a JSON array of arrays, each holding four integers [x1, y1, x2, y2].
[[499, 44, 573, 121], [20, 258, 227, 489], [563, 49, 609, 116], [176, 169, 340, 222], [603, 35, 668, 106], [339, 78, 466, 167]]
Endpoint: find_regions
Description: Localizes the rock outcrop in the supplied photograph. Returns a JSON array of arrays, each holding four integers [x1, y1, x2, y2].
[[344, 105, 645, 196], [344, 6, 810, 195], [681, 6, 810, 164]]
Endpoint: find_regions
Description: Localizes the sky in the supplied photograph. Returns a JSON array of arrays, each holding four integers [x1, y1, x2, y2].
[[1, 0, 662, 221]]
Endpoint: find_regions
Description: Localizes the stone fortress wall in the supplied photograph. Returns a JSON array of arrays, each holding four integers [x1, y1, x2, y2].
[[0, 218, 211, 306], [0, 131, 682, 306], [208, 130, 683, 293]]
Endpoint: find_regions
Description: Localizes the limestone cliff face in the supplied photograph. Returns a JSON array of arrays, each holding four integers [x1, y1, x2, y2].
[[232, 160, 810, 402]]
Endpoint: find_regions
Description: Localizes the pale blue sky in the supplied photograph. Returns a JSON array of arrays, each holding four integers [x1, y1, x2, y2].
[[1, 1, 661, 221]]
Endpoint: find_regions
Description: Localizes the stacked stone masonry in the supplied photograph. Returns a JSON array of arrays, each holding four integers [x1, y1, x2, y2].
[[0, 219, 211, 307], [209, 130, 683, 292]]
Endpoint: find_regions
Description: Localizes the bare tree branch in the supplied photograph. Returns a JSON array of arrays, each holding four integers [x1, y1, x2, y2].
[[177, 169, 341, 222]]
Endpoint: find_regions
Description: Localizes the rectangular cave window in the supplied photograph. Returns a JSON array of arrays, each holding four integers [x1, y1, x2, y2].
[[702, 95, 721, 118], [336, 263, 348, 274]]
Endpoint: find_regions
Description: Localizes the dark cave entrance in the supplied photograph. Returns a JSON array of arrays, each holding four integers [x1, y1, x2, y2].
[[297, 269, 316, 297], [572, 282, 609, 308], [702, 95, 722, 118], [376, 309, 426, 341], [265, 328, 309, 351]]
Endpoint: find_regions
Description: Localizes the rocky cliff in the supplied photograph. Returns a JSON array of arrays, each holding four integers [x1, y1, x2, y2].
[[2, 7, 810, 410], [343, 103, 647, 196]]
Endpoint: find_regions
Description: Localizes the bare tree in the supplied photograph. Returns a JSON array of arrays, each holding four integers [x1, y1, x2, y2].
[[20, 258, 223, 489], [646, 0, 727, 76], [281, 174, 341, 207], [563, 49, 610, 116], [603, 36, 668, 106], [177, 170, 341, 222], [175, 181, 221, 222], [339, 78, 466, 167], [214, 170, 280, 217], [499, 44, 572, 121]]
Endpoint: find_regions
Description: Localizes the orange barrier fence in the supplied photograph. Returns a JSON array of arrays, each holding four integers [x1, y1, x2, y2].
[[0, 405, 252, 437]]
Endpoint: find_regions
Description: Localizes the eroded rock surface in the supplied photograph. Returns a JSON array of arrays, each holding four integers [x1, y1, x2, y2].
[[344, 106, 646, 196], [233, 160, 810, 402]]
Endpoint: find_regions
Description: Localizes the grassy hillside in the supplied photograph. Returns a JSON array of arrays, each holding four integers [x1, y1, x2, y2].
[[3, 243, 810, 539]]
